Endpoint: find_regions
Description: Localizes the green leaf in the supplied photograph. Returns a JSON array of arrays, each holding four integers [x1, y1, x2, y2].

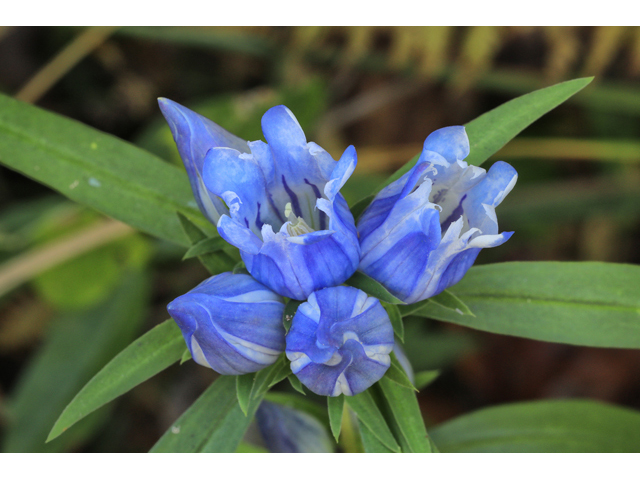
[[345, 391, 401, 453], [363, 77, 594, 202], [407, 262, 640, 348], [465, 77, 593, 166], [0, 93, 212, 247], [265, 392, 328, 425], [414, 370, 441, 390], [180, 348, 192, 365], [357, 420, 395, 453], [176, 213, 236, 275], [431, 400, 640, 453], [383, 352, 418, 392], [344, 271, 404, 305], [382, 302, 404, 342], [182, 236, 229, 259], [377, 377, 431, 453], [251, 354, 288, 400], [288, 375, 306, 395], [4, 272, 149, 452], [399, 289, 474, 318], [327, 396, 345, 443], [150, 375, 261, 453], [47, 318, 184, 443], [267, 360, 292, 388], [236, 373, 255, 417]]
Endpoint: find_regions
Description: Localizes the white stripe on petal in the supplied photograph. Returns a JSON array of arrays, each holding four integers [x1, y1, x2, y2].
[[333, 372, 352, 396], [287, 351, 312, 373], [298, 293, 321, 323], [218, 329, 282, 365], [224, 289, 283, 304], [191, 337, 212, 368]]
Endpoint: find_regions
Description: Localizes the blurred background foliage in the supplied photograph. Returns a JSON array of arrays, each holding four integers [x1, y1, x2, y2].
[[0, 26, 639, 452]]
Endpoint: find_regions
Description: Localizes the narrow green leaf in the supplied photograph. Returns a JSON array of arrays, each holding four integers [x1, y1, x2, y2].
[[464, 77, 593, 167], [399, 289, 474, 317], [180, 348, 192, 365], [236, 442, 269, 453], [382, 303, 404, 342], [182, 236, 228, 259], [0, 93, 212, 246], [267, 360, 292, 388], [47, 318, 184, 443], [414, 370, 441, 390], [150, 375, 262, 453], [265, 392, 328, 424], [429, 290, 474, 316], [384, 353, 418, 392], [327, 396, 345, 443], [378, 377, 431, 453], [236, 373, 255, 417], [409, 262, 640, 348], [5, 272, 149, 452], [431, 400, 640, 453], [288, 375, 306, 395], [251, 354, 287, 400], [358, 420, 395, 453], [345, 391, 401, 452], [361, 77, 594, 203], [176, 213, 236, 275], [344, 271, 404, 305]]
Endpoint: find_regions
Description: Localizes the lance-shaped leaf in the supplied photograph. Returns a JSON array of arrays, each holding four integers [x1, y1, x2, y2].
[[48, 319, 184, 442], [431, 400, 640, 453], [0, 93, 213, 246], [407, 262, 640, 348]]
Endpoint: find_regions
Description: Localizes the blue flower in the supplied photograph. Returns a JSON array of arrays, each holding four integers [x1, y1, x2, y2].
[[158, 98, 249, 225], [357, 126, 517, 304], [200, 105, 360, 300], [167, 272, 286, 375], [285, 286, 394, 397]]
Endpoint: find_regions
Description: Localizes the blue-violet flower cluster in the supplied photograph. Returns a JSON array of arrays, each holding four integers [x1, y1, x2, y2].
[[160, 99, 516, 397]]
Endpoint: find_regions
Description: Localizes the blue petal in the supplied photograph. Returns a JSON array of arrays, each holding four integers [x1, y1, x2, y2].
[[202, 147, 271, 236], [464, 160, 518, 235], [167, 273, 285, 375], [286, 287, 394, 396], [423, 126, 470, 163], [217, 215, 262, 255], [158, 98, 248, 223]]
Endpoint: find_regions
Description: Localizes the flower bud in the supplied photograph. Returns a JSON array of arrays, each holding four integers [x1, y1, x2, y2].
[[357, 126, 517, 304], [167, 272, 286, 375], [285, 286, 394, 397]]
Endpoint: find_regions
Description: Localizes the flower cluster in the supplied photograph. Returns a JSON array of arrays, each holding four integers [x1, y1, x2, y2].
[[160, 99, 516, 397]]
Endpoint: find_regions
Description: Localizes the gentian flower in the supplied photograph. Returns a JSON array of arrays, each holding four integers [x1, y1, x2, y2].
[[159, 100, 360, 301], [203, 107, 360, 300], [286, 286, 394, 397], [158, 98, 249, 225], [357, 126, 517, 304], [167, 272, 286, 375]]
